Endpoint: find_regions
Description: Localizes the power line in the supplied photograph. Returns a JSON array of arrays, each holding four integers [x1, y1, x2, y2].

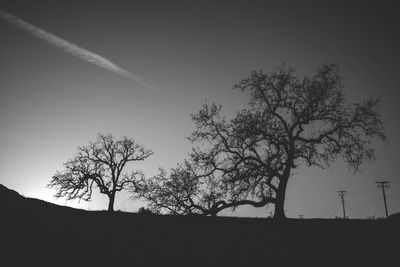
[[347, 197, 380, 218], [347, 197, 380, 206], [321, 202, 341, 218], [321, 201, 341, 218], [310, 199, 339, 218], [346, 205, 367, 218], [327, 202, 342, 218], [376, 181, 390, 218], [373, 197, 382, 218], [297, 181, 398, 219], [347, 189, 377, 195]]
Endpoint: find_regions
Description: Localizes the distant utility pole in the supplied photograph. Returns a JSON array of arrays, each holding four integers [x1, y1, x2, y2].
[[338, 190, 347, 219], [376, 181, 390, 218]]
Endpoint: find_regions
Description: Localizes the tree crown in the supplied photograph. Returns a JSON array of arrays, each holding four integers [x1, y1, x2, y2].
[[48, 133, 153, 203]]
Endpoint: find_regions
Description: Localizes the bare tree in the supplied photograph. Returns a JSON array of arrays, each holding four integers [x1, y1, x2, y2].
[[135, 160, 247, 216], [185, 63, 386, 218], [135, 159, 275, 216], [48, 133, 153, 212], [135, 162, 202, 215]]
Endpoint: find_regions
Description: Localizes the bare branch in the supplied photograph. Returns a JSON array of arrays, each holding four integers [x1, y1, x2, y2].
[[48, 132, 152, 211]]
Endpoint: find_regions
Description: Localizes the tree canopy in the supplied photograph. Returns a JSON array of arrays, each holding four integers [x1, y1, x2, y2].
[[137, 64, 386, 218], [48, 133, 153, 211]]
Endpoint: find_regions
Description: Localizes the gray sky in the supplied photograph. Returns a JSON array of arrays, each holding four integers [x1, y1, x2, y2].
[[1, 0, 399, 218]]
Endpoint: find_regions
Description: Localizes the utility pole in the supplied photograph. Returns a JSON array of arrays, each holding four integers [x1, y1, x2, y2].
[[338, 190, 347, 219], [376, 181, 390, 218]]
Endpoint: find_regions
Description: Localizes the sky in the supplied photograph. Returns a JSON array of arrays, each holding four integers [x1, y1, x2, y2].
[[1, 0, 399, 218]]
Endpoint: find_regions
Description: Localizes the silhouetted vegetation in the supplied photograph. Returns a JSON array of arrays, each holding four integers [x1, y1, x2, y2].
[[48, 133, 152, 211], [137, 64, 386, 218], [134, 161, 230, 216], [137, 206, 155, 215]]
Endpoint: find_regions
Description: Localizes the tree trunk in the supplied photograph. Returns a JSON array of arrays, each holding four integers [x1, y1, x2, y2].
[[108, 193, 115, 212], [274, 175, 289, 219]]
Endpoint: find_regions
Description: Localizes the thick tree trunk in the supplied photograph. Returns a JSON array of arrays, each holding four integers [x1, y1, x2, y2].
[[108, 193, 115, 212], [274, 147, 294, 219], [274, 175, 289, 219]]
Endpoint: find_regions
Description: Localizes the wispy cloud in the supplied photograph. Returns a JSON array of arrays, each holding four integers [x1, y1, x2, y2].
[[0, 9, 155, 90]]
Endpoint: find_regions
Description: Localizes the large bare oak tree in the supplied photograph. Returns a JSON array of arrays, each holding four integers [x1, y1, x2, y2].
[[48, 133, 153, 211], [138, 64, 386, 218]]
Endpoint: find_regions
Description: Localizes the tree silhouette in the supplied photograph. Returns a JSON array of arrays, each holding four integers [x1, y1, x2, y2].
[[135, 162, 202, 215], [48, 133, 153, 211], [135, 161, 229, 216], [135, 160, 274, 216], [142, 64, 386, 218]]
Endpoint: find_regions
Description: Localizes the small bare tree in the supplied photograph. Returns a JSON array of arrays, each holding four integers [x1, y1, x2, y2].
[[48, 133, 153, 211]]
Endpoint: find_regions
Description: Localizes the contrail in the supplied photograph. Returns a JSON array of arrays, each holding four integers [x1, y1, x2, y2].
[[0, 9, 155, 89]]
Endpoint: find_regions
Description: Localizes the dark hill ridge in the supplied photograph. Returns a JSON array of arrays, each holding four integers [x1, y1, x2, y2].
[[0, 184, 398, 267]]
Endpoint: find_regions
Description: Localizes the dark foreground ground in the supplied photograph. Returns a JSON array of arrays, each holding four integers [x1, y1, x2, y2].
[[1, 184, 399, 267]]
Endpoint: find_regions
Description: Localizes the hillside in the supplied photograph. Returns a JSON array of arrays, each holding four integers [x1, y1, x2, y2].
[[1, 184, 398, 266]]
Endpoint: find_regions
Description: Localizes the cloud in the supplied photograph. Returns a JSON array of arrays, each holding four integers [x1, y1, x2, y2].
[[0, 9, 155, 90]]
